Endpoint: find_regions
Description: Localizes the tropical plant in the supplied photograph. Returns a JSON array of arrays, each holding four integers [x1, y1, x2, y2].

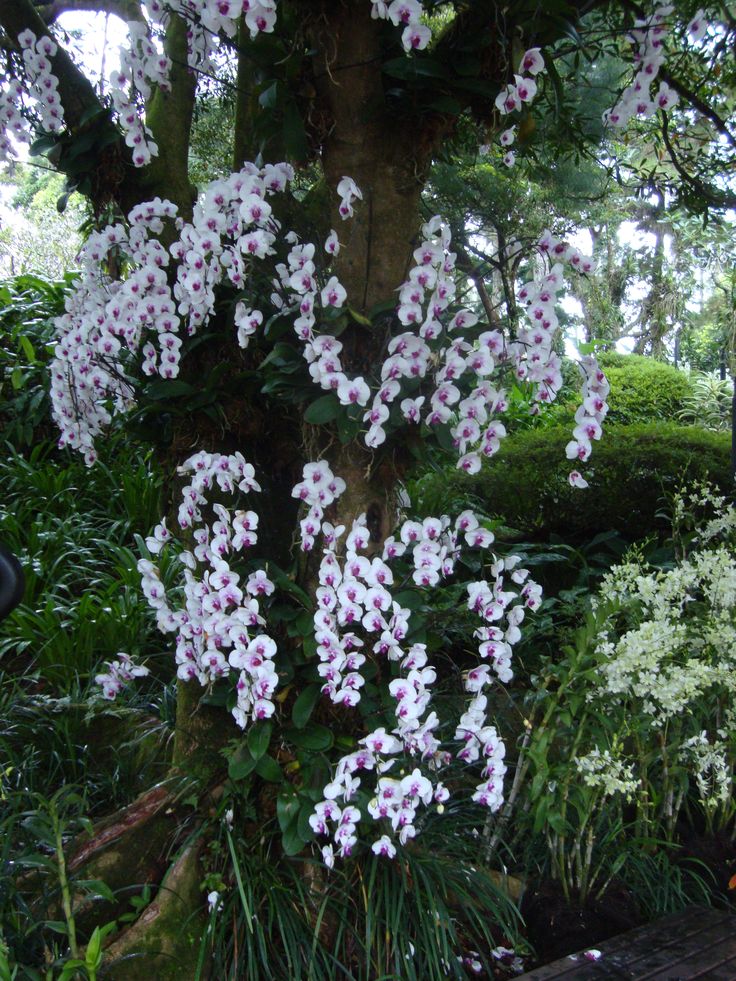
[[677, 371, 733, 431], [1, 0, 734, 974]]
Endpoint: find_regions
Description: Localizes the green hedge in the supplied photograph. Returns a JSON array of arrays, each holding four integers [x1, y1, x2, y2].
[[439, 423, 733, 541], [597, 352, 693, 425]]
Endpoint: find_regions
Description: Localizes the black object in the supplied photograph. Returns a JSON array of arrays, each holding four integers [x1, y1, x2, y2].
[[0, 543, 24, 622]]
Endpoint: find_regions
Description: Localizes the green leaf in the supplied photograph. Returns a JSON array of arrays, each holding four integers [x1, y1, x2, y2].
[[79, 103, 109, 126], [367, 298, 396, 320], [297, 800, 316, 843], [347, 307, 372, 326], [143, 379, 197, 400], [427, 96, 463, 115], [85, 925, 103, 970], [260, 342, 301, 368], [277, 791, 300, 832], [282, 100, 308, 161], [303, 394, 341, 425], [255, 754, 283, 782], [382, 57, 448, 80], [248, 720, 273, 760], [29, 134, 58, 157], [291, 683, 322, 729], [19, 335, 37, 363], [45, 920, 69, 936], [59, 960, 87, 981], [228, 749, 258, 781], [392, 589, 423, 610], [281, 822, 305, 856], [259, 80, 281, 110], [77, 878, 116, 903], [285, 723, 333, 752], [271, 568, 312, 607]]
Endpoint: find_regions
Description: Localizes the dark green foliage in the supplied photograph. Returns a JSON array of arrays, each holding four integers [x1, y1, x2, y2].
[[0, 274, 74, 448], [0, 439, 165, 687], [207, 812, 522, 980], [598, 353, 694, 425], [425, 423, 733, 542]]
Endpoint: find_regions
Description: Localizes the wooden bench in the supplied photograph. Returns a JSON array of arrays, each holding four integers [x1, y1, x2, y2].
[[516, 904, 736, 979]]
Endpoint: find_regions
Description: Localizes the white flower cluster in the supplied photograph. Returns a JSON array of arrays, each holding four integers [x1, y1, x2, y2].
[[291, 460, 347, 552], [575, 748, 638, 798], [50, 163, 604, 487], [386, 217, 605, 480], [595, 542, 736, 725], [336, 176, 362, 220], [49, 164, 295, 462], [603, 4, 679, 128], [681, 731, 731, 807], [296, 463, 542, 858], [515, 229, 608, 485], [108, 22, 171, 168], [140, 0, 277, 75], [493, 47, 545, 168], [50, 197, 178, 464], [370, 0, 431, 52], [95, 651, 150, 699], [0, 78, 27, 167], [0, 28, 66, 164], [137, 450, 282, 729], [18, 29, 65, 133]]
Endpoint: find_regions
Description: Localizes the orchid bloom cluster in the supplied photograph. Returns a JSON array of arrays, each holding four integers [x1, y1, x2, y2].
[[108, 22, 172, 168], [134, 450, 284, 729], [50, 196, 179, 464], [294, 461, 542, 860], [95, 652, 150, 700], [49, 163, 606, 488], [150, 0, 277, 74], [603, 3, 680, 128], [0, 28, 64, 165], [48, 164, 293, 462], [17, 29, 65, 134], [370, 0, 431, 52], [385, 216, 606, 485], [124, 449, 542, 859], [493, 46, 545, 167]]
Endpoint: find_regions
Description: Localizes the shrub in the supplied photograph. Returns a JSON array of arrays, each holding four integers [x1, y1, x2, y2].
[[430, 423, 733, 542], [597, 352, 693, 425]]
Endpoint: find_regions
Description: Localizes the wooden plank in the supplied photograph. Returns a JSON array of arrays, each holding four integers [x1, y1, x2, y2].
[[641, 938, 736, 980], [632, 915, 736, 979], [516, 906, 736, 980], [516, 906, 713, 979], [690, 953, 736, 981]]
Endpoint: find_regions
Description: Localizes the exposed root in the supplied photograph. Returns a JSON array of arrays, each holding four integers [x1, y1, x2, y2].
[[67, 783, 185, 933], [99, 839, 209, 980]]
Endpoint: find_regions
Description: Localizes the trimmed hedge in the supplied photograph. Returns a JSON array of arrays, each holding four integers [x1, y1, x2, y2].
[[598, 352, 693, 425], [439, 423, 733, 542]]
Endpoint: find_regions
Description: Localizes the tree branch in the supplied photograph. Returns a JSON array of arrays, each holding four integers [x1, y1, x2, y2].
[[660, 111, 736, 210], [454, 240, 503, 328], [33, 0, 145, 25]]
